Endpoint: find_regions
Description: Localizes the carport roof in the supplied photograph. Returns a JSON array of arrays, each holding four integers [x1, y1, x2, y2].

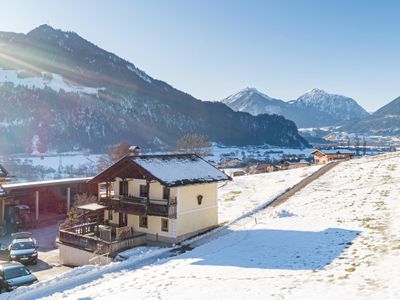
[[3, 177, 93, 191], [77, 203, 108, 211]]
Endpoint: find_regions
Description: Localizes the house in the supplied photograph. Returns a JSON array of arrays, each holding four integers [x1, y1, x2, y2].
[[58, 153, 230, 266], [286, 160, 310, 169], [311, 149, 355, 165]]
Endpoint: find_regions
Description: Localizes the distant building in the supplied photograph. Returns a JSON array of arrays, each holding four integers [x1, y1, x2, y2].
[[232, 170, 247, 177], [250, 163, 278, 174], [219, 158, 243, 168], [286, 160, 310, 169], [311, 149, 355, 164]]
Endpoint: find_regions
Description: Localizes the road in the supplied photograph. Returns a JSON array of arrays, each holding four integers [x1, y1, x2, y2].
[[270, 161, 340, 208]]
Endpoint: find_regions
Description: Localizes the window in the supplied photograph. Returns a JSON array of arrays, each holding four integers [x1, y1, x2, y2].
[[162, 187, 170, 200], [140, 184, 149, 198], [108, 209, 113, 221], [161, 218, 169, 232], [139, 216, 148, 228]]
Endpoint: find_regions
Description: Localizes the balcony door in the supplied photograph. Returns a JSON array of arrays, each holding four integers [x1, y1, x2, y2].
[[119, 212, 127, 227], [119, 180, 128, 196]]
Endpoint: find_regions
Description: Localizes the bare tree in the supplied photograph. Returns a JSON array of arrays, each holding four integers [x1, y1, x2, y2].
[[60, 193, 97, 228], [98, 141, 131, 171], [175, 134, 212, 157]]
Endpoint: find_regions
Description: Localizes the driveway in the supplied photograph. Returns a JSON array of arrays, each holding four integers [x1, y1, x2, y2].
[[0, 223, 72, 281]]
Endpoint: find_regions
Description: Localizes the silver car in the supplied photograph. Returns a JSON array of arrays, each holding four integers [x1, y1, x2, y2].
[[8, 232, 38, 265]]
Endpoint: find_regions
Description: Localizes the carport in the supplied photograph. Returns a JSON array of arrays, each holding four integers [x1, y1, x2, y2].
[[1, 177, 98, 232]]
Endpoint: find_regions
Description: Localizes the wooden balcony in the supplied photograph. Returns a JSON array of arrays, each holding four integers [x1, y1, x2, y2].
[[106, 195, 177, 218], [59, 222, 146, 255]]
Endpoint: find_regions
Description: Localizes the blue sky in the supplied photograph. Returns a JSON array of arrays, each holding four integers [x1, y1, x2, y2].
[[1, 0, 400, 111]]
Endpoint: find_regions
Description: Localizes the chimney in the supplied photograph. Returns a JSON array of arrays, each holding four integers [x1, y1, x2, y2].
[[128, 145, 141, 156]]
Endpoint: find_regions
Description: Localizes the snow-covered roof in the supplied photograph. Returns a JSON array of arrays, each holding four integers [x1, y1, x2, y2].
[[312, 149, 355, 155], [287, 160, 309, 165], [0, 185, 6, 197], [131, 154, 230, 187], [3, 177, 93, 190]]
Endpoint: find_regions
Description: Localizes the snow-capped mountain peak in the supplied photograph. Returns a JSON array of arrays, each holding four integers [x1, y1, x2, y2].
[[223, 87, 272, 104], [221, 88, 285, 116], [297, 88, 348, 104], [294, 89, 369, 121], [222, 87, 369, 127]]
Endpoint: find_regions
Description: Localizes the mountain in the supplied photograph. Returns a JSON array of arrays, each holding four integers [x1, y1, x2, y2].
[[221, 87, 287, 116], [0, 25, 308, 154], [343, 96, 400, 136], [221, 88, 369, 128]]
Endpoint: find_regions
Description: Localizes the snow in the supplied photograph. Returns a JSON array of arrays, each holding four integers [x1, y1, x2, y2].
[[132, 155, 230, 186], [1, 246, 172, 300], [6, 152, 400, 299], [218, 165, 322, 223], [0, 68, 104, 95], [126, 64, 152, 83]]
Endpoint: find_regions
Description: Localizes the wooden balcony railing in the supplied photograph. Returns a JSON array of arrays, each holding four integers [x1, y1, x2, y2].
[[104, 195, 177, 218], [59, 222, 146, 255]]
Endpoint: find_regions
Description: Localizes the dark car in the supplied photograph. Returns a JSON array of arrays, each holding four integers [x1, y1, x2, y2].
[[8, 233, 38, 265], [0, 262, 37, 292]]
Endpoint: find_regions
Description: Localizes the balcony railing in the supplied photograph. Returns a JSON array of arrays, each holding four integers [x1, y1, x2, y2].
[[105, 195, 177, 218], [59, 222, 146, 255]]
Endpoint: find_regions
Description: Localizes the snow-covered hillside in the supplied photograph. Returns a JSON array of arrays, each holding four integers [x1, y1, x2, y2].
[[218, 165, 322, 222], [5, 153, 400, 299]]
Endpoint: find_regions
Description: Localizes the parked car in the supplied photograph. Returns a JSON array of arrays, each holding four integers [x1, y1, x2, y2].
[[0, 262, 37, 292], [8, 232, 38, 265]]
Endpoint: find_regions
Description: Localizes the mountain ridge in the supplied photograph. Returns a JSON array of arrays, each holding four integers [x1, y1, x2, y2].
[[0, 25, 309, 154], [221, 87, 369, 128], [342, 96, 400, 136]]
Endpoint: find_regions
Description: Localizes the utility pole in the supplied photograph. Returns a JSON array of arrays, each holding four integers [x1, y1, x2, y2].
[[355, 135, 360, 156], [363, 137, 367, 156]]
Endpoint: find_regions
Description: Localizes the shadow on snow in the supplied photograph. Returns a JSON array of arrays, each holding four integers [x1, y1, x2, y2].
[[188, 228, 360, 270]]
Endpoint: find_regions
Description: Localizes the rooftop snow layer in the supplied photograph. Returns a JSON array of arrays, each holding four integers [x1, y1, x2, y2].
[[320, 149, 355, 155], [131, 154, 230, 187], [0, 185, 6, 197]]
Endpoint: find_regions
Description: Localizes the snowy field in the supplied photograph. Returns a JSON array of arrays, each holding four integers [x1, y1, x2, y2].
[[218, 165, 322, 223], [5, 152, 400, 299]]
